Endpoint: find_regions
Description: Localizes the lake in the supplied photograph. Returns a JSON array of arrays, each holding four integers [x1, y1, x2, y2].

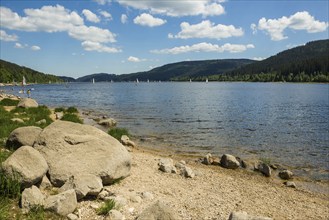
[[5, 82, 329, 180]]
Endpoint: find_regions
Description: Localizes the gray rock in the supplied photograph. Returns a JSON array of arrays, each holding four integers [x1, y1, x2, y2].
[[6, 126, 42, 150], [98, 190, 110, 200], [228, 211, 273, 220], [21, 186, 45, 214], [44, 189, 77, 216], [137, 200, 178, 220], [33, 121, 131, 187], [98, 118, 117, 127], [121, 135, 136, 148], [55, 112, 63, 120], [59, 174, 103, 200], [1, 146, 48, 188], [183, 166, 195, 178], [17, 98, 38, 108], [202, 153, 214, 165], [220, 154, 240, 169], [106, 210, 124, 220], [258, 163, 272, 177], [279, 170, 294, 180], [38, 175, 52, 190], [141, 191, 154, 200], [67, 213, 79, 220], [284, 181, 296, 188], [36, 119, 47, 125], [158, 158, 177, 173], [11, 118, 24, 123]]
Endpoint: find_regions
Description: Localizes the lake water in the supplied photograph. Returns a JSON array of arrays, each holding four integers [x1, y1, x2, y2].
[[5, 82, 329, 180]]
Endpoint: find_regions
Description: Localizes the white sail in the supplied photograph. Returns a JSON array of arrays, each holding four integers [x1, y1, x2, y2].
[[136, 78, 139, 83], [92, 78, 95, 84], [206, 78, 208, 83], [22, 76, 26, 86]]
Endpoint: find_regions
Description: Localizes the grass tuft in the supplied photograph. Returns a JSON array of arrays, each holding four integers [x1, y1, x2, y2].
[[65, 106, 78, 114], [96, 199, 116, 215], [108, 128, 129, 141], [54, 107, 65, 113], [0, 98, 19, 106], [61, 113, 83, 124], [259, 157, 271, 166]]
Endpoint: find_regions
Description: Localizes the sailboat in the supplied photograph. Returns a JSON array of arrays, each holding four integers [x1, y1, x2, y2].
[[92, 78, 95, 84], [19, 76, 26, 93], [189, 79, 192, 83], [206, 78, 208, 83]]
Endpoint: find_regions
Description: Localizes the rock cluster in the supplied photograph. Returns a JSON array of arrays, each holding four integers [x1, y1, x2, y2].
[[158, 158, 195, 178], [1, 120, 131, 217]]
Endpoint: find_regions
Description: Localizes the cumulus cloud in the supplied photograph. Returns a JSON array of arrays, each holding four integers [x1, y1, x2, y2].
[[151, 42, 254, 54], [127, 56, 147, 62], [116, 0, 225, 17], [0, 30, 18, 41], [31, 45, 41, 51], [121, 14, 128, 24], [169, 20, 243, 40], [0, 5, 118, 53], [100, 10, 112, 20], [82, 9, 100, 23], [134, 13, 166, 27], [14, 42, 24, 49], [256, 11, 328, 41], [81, 41, 121, 53]]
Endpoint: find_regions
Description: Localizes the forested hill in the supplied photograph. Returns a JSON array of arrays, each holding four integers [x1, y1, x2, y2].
[[76, 73, 118, 82], [0, 59, 62, 84], [221, 39, 329, 82], [119, 59, 255, 81]]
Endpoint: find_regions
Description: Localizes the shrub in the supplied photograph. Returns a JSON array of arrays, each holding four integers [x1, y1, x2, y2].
[[0, 170, 21, 199], [260, 157, 271, 166], [96, 199, 116, 215], [0, 98, 19, 106], [54, 107, 65, 112], [108, 128, 129, 141], [65, 106, 78, 114], [61, 113, 83, 124]]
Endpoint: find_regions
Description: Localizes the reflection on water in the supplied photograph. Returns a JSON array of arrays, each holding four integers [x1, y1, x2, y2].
[[6, 82, 329, 180]]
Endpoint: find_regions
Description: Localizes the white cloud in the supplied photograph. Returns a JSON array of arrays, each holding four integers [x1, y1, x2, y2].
[[100, 10, 112, 20], [127, 56, 147, 62], [134, 13, 166, 27], [116, 0, 225, 17], [0, 30, 18, 41], [250, 23, 257, 34], [82, 9, 100, 23], [256, 11, 328, 41], [169, 20, 243, 40], [93, 0, 107, 5], [68, 25, 116, 43], [81, 41, 121, 53], [0, 5, 118, 53], [151, 42, 254, 54], [14, 42, 24, 49], [252, 57, 265, 61], [121, 14, 128, 24], [31, 45, 41, 51]]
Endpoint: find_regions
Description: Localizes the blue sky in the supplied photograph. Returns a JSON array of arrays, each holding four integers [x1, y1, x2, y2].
[[0, 0, 328, 78]]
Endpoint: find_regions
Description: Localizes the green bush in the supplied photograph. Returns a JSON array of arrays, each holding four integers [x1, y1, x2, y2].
[[54, 107, 65, 112], [0, 98, 19, 106], [65, 106, 78, 114], [96, 199, 116, 215], [61, 113, 83, 124], [108, 128, 129, 141]]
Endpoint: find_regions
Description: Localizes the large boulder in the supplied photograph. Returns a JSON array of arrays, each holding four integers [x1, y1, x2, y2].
[[33, 121, 131, 187], [6, 126, 42, 150], [137, 200, 178, 220], [44, 189, 77, 216], [220, 154, 240, 169], [1, 146, 48, 188], [17, 98, 38, 108]]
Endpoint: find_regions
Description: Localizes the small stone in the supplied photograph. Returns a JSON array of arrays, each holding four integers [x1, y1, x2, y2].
[[202, 153, 213, 165], [220, 154, 240, 169], [279, 170, 294, 180], [258, 163, 272, 177], [98, 190, 110, 200], [183, 166, 195, 178], [21, 186, 45, 214], [107, 210, 124, 220], [90, 203, 100, 209], [229, 211, 273, 220], [130, 195, 142, 203], [38, 175, 52, 190], [11, 118, 24, 123], [67, 213, 79, 220], [158, 158, 177, 173], [284, 181, 296, 188], [36, 119, 47, 125], [141, 191, 154, 200]]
